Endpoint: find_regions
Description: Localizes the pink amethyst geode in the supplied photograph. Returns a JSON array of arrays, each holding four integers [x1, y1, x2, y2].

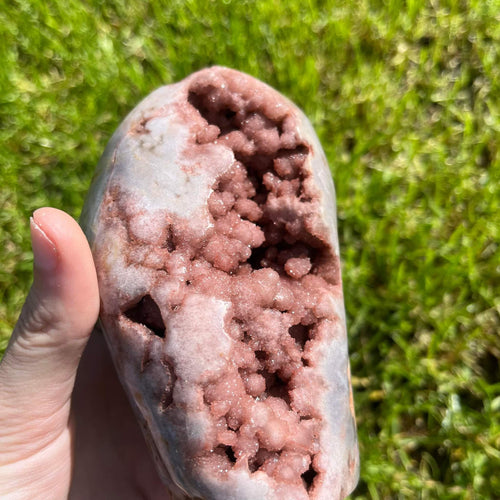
[[81, 67, 359, 499]]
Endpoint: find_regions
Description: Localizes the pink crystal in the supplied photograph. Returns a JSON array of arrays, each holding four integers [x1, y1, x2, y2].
[[81, 67, 359, 500]]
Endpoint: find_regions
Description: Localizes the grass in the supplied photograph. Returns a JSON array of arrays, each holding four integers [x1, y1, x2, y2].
[[1, 0, 499, 497]]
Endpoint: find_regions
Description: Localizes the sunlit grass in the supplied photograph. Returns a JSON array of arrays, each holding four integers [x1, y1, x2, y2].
[[1, 0, 499, 497]]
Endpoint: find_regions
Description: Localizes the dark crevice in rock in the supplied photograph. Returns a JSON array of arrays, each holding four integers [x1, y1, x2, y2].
[[159, 359, 176, 411], [124, 295, 165, 338], [302, 464, 318, 492], [188, 90, 238, 135], [248, 246, 267, 270], [163, 226, 176, 252], [289, 324, 312, 350], [248, 448, 271, 473], [213, 444, 237, 464], [237, 152, 275, 175], [255, 350, 267, 362], [224, 109, 236, 120], [259, 369, 291, 405], [224, 445, 237, 464]]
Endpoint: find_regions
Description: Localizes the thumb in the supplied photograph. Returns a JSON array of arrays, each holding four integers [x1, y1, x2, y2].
[[0, 207, 99, 461]]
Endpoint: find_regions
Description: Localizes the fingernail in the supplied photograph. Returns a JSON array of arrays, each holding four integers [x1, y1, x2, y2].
[[30, 216, 58, 271]]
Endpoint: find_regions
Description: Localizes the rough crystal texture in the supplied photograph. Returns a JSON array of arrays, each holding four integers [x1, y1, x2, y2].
[[81, 67, 359, 500]]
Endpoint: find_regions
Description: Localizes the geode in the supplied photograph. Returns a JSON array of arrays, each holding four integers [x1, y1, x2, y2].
[[81, 67, 359, 500]]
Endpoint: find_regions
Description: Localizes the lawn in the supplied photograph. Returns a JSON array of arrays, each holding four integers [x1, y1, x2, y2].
[[1, 0, 499, 497]]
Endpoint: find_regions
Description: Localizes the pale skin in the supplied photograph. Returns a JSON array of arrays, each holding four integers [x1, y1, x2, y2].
[[0, 208, 170, 499]]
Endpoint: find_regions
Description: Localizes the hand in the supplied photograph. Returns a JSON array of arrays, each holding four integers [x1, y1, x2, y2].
[[0, 208, 169, 499]]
